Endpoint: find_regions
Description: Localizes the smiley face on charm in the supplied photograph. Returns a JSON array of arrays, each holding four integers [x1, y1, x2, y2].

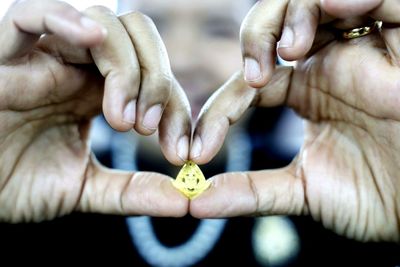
[[172, 161, 211, 199]]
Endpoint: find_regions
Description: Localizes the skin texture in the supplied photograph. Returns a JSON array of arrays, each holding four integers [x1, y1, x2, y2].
[[0, 0, 191, 222], [2, 0, 399, 244], [121, 0, 249, 176], [190, 0, 400, 242]]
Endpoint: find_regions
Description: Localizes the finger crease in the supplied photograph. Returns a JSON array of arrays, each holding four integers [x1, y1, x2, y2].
[[119, 173, 136, 215], [74, 157, 91, 212], [246, 173, 260, 215]]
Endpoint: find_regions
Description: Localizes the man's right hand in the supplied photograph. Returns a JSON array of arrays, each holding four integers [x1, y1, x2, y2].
[[190, 0, 400, 242]]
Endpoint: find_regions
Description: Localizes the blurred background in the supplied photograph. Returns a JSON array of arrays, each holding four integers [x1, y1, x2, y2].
[[0, 0, 399, 266]]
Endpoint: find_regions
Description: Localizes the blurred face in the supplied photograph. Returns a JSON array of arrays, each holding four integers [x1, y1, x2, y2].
[[119, 0, 252, 117]]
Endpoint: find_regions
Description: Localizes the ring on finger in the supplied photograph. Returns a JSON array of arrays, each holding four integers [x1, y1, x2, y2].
[[342, 21, 382, 39]]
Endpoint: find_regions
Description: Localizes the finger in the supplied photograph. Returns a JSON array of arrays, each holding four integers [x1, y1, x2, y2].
[[158, 78, 192, 165], [240, 0, 289, 88], [84, 6, 141, 132], [305, 26, 336, 58], [77, 155, 188, 217], [190, 165, 306, 217], [0, 0, 106, 63], [120, 12, 173, 135], [190, 67, 293, 165], [322, 0, 400, 65], [321, 0, 382, 19], [190, 72, 256, 164], [278, 0, 323, 61], [381, 27, 400, 65], [37, 35, 93, 64], [0, 37, 104, 111]]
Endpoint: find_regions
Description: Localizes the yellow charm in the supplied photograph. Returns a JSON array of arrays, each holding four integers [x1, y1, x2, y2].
[[172, 161, 211, 199]]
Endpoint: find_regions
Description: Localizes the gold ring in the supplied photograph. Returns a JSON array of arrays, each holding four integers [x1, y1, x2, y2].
[[342, 21, 382, 39]]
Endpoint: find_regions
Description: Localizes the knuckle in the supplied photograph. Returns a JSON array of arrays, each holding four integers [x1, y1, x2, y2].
[[52, 0, 76, 11], [144, 72, 172, 98], [120, 11, 155, 26], [107, 69, 141, 98], [131, 11, 152, 23], [119, 68, 141, 91], [136, 13, 156, 27], [84, 5, 114, 16], [241, 21, 280, 40], [126, 70, 141, 90], [125, 66, 141, 80], [241, 22, 280, 48], [11, 0, 77, 18]]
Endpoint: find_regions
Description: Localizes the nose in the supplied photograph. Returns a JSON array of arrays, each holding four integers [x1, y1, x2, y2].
[[162, 21, 202, 73], [159, 18, 216, 119]]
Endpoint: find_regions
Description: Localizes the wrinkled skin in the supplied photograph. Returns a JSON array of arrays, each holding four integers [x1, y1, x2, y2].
[[190, 0, 400, 242], [0, 1, 190, 222], [289, 32, 400, 242]]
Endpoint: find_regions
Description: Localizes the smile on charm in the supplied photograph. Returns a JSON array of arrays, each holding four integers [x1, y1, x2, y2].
[[172, 161, 211, 199]]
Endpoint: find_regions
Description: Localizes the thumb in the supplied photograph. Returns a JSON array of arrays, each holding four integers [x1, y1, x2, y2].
[[76, 155, 188, 217], [190, 163, 306, 218]]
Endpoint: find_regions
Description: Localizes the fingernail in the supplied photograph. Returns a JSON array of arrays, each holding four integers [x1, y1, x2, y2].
[[279, 26, 294, 48], [191, 136, 202, 159], [244, 57, 262, 82], [123, 100, 136, 124], [80, 17, 107, 36], [177, 136, 189, 161], [80, 17, 99, 29], [143, 104, 163, 130]]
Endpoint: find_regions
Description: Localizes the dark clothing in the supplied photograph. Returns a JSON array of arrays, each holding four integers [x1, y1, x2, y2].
[[1, 108, 399, 267]]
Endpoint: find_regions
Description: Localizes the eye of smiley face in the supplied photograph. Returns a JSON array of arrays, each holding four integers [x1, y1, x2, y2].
[[172, 161, 211, 199], [183, 174, 201, 191]]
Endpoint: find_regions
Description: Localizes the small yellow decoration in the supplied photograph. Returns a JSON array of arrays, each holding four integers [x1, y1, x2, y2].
[[172, 161, 211, 199]]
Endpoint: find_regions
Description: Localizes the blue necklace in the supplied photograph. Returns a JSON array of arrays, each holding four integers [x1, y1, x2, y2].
[[111, 127, 252, 267]]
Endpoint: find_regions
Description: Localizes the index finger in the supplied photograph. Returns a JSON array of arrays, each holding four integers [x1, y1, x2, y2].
[[119, 12, 191, 164], [240, 0, 289, 88], [241, 0, 333, 88], [0, 0, 106, 63], [190, 67, 292, 164], [84, 6, 142, 132], [190, 72, 257, 164]]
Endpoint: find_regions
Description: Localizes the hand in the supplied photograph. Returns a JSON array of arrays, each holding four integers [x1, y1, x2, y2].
[[189, 0, 400, 242], [0, 0, 190, 222]]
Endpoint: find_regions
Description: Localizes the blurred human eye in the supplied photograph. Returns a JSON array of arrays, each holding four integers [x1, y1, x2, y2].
[[204, 18, 238, 39]]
